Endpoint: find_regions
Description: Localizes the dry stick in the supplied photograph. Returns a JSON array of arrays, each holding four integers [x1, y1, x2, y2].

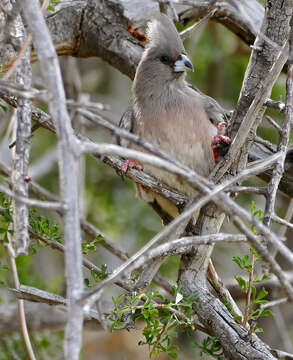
[[263, 24, 293, 227], [5, 235, 36, 360], [265, 115, 282, 133], [140, 234, 248, 260], [255, 136, 276, 153], [0, 184, 65, 210], [265, 99, 285, 112], [272, 209, 293, 232], [10, 11, 32, 255], [180, 8, 217, 41], [20, 1, 84, 359], [261, 297, 288, 310], [226, 186, 267, 195]]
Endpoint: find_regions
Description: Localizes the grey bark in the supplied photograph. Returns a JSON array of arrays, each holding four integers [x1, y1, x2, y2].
[[20, 1, 84, 359], [10, 10, 31, 255]]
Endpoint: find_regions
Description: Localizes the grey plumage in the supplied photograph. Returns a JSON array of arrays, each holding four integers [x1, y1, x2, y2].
[[119, 14, 228, 218]]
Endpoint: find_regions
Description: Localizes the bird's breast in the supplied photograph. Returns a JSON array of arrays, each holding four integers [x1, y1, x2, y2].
[[133, 96, 217, 194]]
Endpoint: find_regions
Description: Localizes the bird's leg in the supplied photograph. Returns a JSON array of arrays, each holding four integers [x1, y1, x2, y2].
[[121, 159, 143, 173], [211, 122, 231, 164]]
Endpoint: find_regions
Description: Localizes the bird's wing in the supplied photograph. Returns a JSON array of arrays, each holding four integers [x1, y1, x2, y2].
[[188, 84, 232, 126], [117, 105, 135, 148]]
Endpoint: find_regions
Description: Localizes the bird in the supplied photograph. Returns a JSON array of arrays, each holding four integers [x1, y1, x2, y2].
[[118, 14, 230, 221]]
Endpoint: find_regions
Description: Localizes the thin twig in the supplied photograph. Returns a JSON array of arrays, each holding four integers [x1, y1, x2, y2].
[[5, 235, 37, 360], [265, 115, 282, 133], [255, 136, 276, 153], [0, 184, 65, 210], [265, 99, 285, 112], [261, 297, 288, 309], [272, 211, 293, 232], [180, 8, 217, 41]]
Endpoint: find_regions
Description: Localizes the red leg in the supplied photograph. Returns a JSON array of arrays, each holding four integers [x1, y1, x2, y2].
[[211, 123, 231, 164], [121, 159, 143, 173]]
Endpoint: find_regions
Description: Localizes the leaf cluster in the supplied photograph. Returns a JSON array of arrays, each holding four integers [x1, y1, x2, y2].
[[109, 286, 198, 359], [192, 336, 223, 360]]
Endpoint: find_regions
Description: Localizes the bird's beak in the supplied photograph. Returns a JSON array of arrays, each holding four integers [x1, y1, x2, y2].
[[173, 54, 194, 72]]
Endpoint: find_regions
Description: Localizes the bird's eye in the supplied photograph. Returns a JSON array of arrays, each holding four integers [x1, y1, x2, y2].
[[160, 55, 171, 64]]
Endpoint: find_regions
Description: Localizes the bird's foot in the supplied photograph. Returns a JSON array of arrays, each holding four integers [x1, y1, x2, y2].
[[121, 159, 143, 173], [211, 134, 231, 148], [211, 131, 231, 164]]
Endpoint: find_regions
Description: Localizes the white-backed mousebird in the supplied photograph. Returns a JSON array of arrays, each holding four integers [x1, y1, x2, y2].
[[118, 14, 230, 221]]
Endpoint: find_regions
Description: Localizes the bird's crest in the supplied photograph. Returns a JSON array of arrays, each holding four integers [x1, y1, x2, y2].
[[146, 14, 184, 53]]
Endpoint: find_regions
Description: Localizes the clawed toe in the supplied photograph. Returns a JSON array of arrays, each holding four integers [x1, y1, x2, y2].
[[121, 159, 143, 173]]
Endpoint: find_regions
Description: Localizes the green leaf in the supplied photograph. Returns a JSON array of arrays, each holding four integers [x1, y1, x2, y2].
[[47, 5, 55, 11], [254, 327, 264, 333], [168, 351, 178, 359], [234, 315, 242, 322], [84, 278, 90, 287], [235, 276, 248, 293], [259, 309, 274, 318], [255, 287, 268, 302]]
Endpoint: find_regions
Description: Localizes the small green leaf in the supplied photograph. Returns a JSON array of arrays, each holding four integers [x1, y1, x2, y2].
[[168, 351, 178, 359], [234, 315, 242, 322], [255, 287, 268, 302], [235, 275, 248, 293]]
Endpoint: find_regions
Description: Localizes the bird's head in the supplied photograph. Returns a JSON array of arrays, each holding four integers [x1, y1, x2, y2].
[[133, 14, 193, 96]]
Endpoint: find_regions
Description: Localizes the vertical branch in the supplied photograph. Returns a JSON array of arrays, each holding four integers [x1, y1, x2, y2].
[[214, 0, 292, 180], [19, 1, 84, 359], [263, 20, 293, 227], [10, 10, 31, 255], [6, 233, 36, 360]]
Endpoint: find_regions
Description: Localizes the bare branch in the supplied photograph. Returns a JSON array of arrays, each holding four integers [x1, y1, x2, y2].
[[6, 232, 36, 360], [265, 99, 286, 112], [11, 285, 101, 324], [272, 212, 293, 231], [263, 23, 293, 227], [180, 8, 217, 41], [9, 10, 32, 255], [20, 0, 84, 358], [214, 0, 292, 180], [0, 184, 65, 210], [265, 115, 282, 133], [132, 233, 247, 261]]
